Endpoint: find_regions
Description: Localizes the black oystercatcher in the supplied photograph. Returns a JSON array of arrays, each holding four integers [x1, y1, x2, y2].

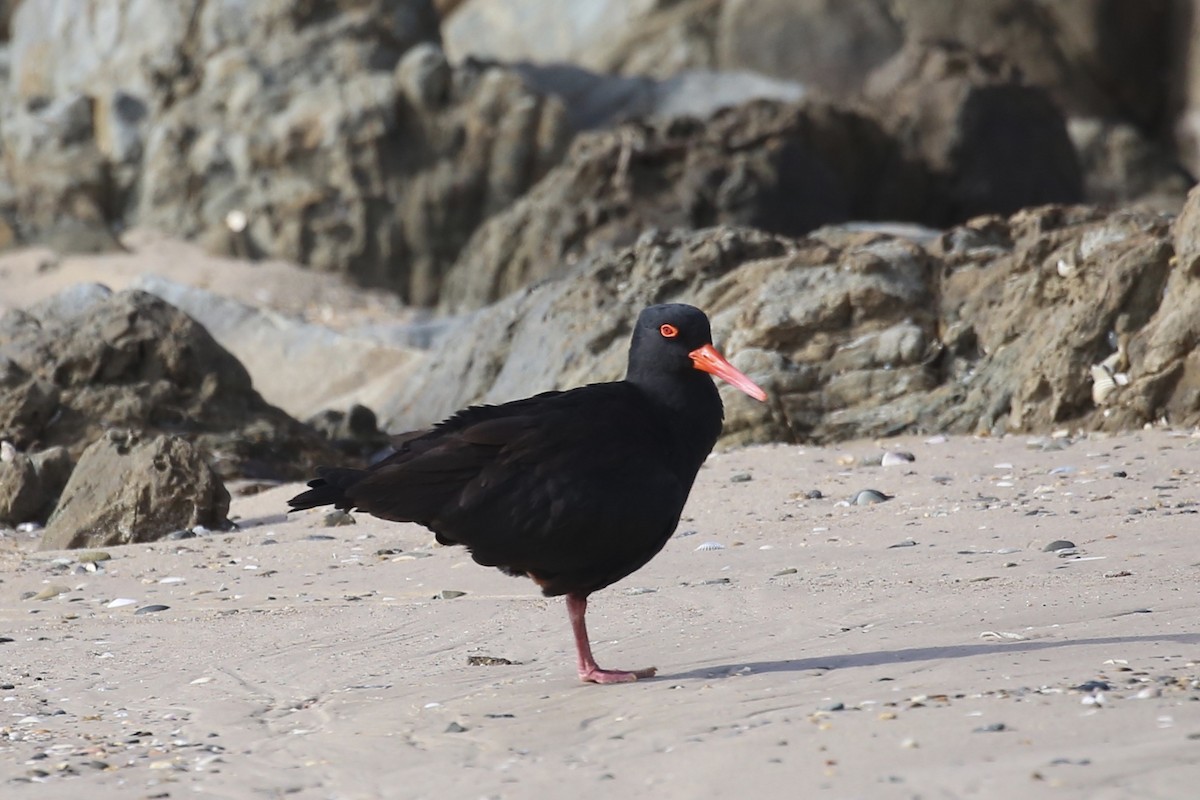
[[288, 304, 767, 683]]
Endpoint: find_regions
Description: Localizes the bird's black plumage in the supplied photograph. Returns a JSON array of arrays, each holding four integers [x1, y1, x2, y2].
[[288, 303, 766, 682]]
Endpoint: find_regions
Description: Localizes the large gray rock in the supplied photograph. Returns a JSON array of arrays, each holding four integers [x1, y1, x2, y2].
[[41, 430, 229, 550], [0, 287, 338, 480], [439, 98, 927, 311]]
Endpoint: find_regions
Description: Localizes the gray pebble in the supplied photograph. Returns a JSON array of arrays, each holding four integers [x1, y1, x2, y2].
[[306, 534, 336, 541], [436, 590, 467, 600], [1043, 539, 1076, 552], [1073, 680, 1112, 692], [730, 472, 752, 483], [805, 489, 824, 500], [135, 604, 170, 615], [888, 540, 918, 549], [972, 722, 1007, 733], [444, 722, 467, 733], [853, 489, 892, 505]]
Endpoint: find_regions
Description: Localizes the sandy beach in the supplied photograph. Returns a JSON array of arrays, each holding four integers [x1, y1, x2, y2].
[[3, 429, 1198, 799]]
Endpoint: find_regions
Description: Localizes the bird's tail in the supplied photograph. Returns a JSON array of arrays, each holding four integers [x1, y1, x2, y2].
[[287, 467, 368, 511]]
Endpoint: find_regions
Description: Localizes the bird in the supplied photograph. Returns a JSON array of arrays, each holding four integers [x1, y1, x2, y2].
[[288, 304, 767, 684]]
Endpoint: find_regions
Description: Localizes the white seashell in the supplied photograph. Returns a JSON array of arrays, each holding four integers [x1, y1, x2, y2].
[[1091, 364, 1117, 405], [1056, 258, 1074, 277], [1113, 372, 1130, 386], [694, 542, 725, 552], [881, 451, 915, 466], [106, 598, 137, 608]]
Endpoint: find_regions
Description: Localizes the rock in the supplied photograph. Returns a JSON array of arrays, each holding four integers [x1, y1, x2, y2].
[[927, 206, 1175, 435], [7, 2, 569, 307], [0, 444, 74, 526], [1069, 118, 1192, 213], [130, 275, 420, 422], [893, 0, 1174, 131], [0, 446, 41, 526], [443, 0, 666, 72], [306, 405, 391, 459], [0, 94, 124, 252], [140, 43, 567, 306], [0, 357, 59, 449], [864, 40, 1082, 224], [439, 99, 927, 311], [717, 0, 903, 96], [512, 62, 805, 131], [0, 288, 338, 480], [41, 430, 230, 550]]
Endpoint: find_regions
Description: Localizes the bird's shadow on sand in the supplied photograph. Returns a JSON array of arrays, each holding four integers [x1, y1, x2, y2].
[[667, 633, 1200, 680]]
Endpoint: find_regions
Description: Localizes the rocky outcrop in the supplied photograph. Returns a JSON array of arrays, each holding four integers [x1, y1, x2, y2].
[[2, 1, 570, 305], [379, 202, 1197, 443], [0, 287, 338, 480], [439, 99, 926, 311], [40, 429, 230, 550]]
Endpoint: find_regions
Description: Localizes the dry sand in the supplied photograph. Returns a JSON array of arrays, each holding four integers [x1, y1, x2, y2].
[[2, 429, 1199, 799]]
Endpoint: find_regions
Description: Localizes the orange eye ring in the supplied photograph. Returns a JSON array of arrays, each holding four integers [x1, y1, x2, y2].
[[659, 323, 679, 338]]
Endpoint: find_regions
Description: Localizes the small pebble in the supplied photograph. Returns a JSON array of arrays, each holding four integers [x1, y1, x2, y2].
[[444, 722, 467, 733], [1073, 680, 1112, 692], [973, 722, 1007, 733], [324, 510, 356, 527], [307, 534, 336, 541], [77, 551, 112, 563], [31, 585, 70, 601], [852, 489, 892, 506], [1043, 539, 1076, 552], [804, 489, 824, 500], [135, 604, 171, 615], [773, 568, 798, 577], [888, 540, 917, 549], [436, 590, 466, 600], [730, 472, 752, 483]]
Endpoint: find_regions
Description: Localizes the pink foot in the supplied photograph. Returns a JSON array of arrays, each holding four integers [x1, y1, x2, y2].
[[567, 595, 657, 685], [579, 665, 657, 685]]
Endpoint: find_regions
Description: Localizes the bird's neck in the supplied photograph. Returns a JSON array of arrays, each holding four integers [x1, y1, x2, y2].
[[628, 370, 725, 472]]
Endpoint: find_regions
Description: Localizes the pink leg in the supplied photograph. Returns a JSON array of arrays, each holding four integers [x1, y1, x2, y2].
[[567, 594, 656, 684]]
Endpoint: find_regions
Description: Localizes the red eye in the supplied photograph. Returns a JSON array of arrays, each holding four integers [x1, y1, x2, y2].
[[659, 323, 679, 338]]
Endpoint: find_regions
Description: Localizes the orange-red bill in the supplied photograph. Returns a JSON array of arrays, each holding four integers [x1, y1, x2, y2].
[[689, 344, 768, 402]]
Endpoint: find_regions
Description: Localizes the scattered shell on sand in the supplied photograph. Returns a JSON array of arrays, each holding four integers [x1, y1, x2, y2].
[[881, 451, 915, 466], [694, 542, 725, 551], [106, 598, 137, 608], [851, 489, 892, 506]]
